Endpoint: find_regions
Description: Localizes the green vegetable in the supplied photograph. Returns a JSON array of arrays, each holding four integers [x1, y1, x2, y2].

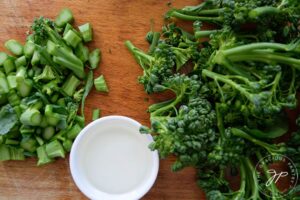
[[126, 0, 300, 198], [94, 75, 108, 92], [0, 104, 18, 135], [0, 8, 105, 165], [81, 71, 93, 118], [55, 8, 73, 27], [78, 23, 93, 42], [62, 74, 81, 96], [92, 108, 100, 121], [0, 52, 8, 66], [89, 48, 101, 69], [63, 29, 82, 48], [5, 40, 23, 56]]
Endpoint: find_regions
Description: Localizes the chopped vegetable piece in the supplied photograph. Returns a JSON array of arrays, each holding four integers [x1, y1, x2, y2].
[[4, 39, 23, 56], [3, 58, 16, 74], [0, 71, 9, 94], [94, 75, 108, 92], [20, 108, 42, 126], [67, 123, 82, 140], [42, 126, 55, 140], [55, 8, 73, 27], [78, 23, 92, 42], [92, 108, 100, 121], [81, 71, 93, 117], [45, 140, 65, 158], [62, 74, 81, 96], [75, 43, 89, 63], [89, 48, 101, 69], [15, 56, 27, 68], [24, 41, 35, 58], [20, 137, 38, 153], [63, 29, 82, 48], [0, 52, 8, 66], [37, 145, 53, 166]]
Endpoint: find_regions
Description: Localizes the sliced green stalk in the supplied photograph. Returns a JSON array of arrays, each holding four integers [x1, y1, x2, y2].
[[62, 74, 81, 96], [5, 39, 23, 56], [78, 23, 93, 42], [7, 90, 21, 106], [63, 139, 72, 152], [24, 41, 35, 58], [63, 29, 82, 48], [31, 51, 40, 66], [75, 43, 89, 63], [3, 58, 16, 74], [45, 140, 65, 158], [15, 56, 27, 68], [92, 108, 101, 121], [7, 74, 17, 89], [35, 136, 44, 146], [37, 145, 53, 166], [81, 71, 93, 117], [20, 137, 38, 153], [89, 48, 101, 69], [0, 144, 24, 161], [67, 123, 82, 140], [43, 126, 55, 140], [55, 8, 73, 27], [94, 75, 109, 92], [75, 115, 85, 127], [20, 108, 42, 126], [0, 71, 9, 94], [0, 52, 8, 66]]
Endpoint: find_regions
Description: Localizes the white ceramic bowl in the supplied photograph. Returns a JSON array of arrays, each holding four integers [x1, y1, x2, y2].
[[70, 116, 159, 200]]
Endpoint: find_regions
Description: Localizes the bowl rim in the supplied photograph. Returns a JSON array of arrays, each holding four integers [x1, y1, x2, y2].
[[69, 115, 159, 200]]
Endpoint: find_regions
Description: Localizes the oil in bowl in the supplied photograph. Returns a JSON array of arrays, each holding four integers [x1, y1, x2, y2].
[[70, 116, 159, 200]]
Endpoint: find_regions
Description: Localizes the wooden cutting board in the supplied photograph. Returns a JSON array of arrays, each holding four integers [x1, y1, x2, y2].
[[0, 0, 206, 199]]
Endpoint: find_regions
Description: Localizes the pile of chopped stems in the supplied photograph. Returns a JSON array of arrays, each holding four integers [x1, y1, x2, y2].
[[0, 8, 108, 165]]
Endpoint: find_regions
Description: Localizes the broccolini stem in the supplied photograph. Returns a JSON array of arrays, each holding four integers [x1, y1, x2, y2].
[[148, 32, 160, 54], [125, 40, 154, 70], [255, 151, 281, 200], [169, 10, 223, 23], [243, 157, 260, 199], [228, 53, 300, 70], [231, 128, 285, 155], [223, 43, 294, 57], [196, 8, 225, 16], [202, 69, 253, 100], [216, 103, 225, 139], [248, 6, 281, 19], [151, 86, 186, 117], [195, 30, 218, 39]]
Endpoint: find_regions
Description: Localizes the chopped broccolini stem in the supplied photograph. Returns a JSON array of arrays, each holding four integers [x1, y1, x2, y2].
[[89, 48, 101, 69], [63, 29, 82, 48], [78, 23, 93, 42], [45, 140, 65, 158], [62, 74, 81, 96], [94, 75, 108, 92], [92, 108, 101, 121], [37, 145, 53, 166], [4, 39, 23, 56], [55, 8, 73, 27], [20, 108, 42, 126]]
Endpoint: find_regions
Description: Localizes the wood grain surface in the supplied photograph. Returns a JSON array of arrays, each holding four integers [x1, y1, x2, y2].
[[0, 0, 206, 199]]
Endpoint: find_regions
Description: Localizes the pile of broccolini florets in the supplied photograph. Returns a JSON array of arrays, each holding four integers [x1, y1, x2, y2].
[[126, 0, 300, 199], [0, 9, 108, 165]]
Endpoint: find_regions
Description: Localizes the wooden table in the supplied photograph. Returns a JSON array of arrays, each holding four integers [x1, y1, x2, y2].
[[0, 0, 205, 199]]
